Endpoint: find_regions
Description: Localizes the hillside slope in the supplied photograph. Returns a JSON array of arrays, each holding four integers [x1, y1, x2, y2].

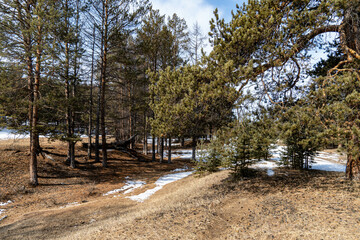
[[1, 168, 360, 240]]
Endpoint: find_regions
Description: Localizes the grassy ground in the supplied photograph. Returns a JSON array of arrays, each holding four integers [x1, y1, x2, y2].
[[0, 139, 360, 239]]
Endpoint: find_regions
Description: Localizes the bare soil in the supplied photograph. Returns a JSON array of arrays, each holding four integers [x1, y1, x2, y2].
[[0, 138, 360, 239]]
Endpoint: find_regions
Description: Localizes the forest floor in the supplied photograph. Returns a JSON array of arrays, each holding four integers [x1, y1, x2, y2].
[[0, 138, 360, 239]]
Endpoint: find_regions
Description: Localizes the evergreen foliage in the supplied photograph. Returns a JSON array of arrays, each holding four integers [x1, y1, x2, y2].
[[278, 103, 324, 169], [196, 113, 275, 178]]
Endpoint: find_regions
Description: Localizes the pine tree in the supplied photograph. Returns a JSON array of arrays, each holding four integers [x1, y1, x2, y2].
[[210, 0, 360, 179]]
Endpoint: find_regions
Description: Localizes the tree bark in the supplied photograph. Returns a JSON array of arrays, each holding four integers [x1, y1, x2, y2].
[[143, 112, 148, 154], [94, 82, 101, 163], [64, 0, 75, 168], [100, 0, 108, 168], [88, 25, 96, 160], [160, 137, 164, 163], [168, 137, 172, 163], [152, 136, 156, 161], [346, 154, 360, 180], [191, 136, 196, 161], [30, 14, 43, 186]]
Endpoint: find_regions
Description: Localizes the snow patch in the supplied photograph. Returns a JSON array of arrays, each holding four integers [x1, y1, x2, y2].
[[103, 180, 146, 196], [127, 171, 193, 202], [60, 202, 80, 209], [0, 200, 12, 206], [268, 146, 346, 172], [0, 128, 29, 140], [311, 157, 346, 172], [252, 160, 278, 176], [171, 166, 191, 172], [0, 214, 7, 222]]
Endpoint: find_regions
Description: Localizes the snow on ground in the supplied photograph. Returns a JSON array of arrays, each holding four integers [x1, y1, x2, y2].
[[269, 145, 286, 161], [0, 128, 29, 140], [316, 151, 346, 164], [103, 179, 146, 196], [0, 200, 12, 222], [252, 161, 278, 176], [126, 171, 194, 203], [165, 149, 206, 159], [267, 145, 346, 172], [311, 156, 346, 172], [0, 200, 12, 206], [171, 166, 191, 172], [167, 149, 193, 159]]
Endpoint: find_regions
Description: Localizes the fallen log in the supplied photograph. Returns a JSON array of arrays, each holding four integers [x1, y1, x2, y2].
[[82, 134, 138, 150]]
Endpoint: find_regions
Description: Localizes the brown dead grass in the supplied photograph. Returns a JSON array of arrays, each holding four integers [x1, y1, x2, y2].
[[1, 139, 360, 240], [0, 138, 193, 231]]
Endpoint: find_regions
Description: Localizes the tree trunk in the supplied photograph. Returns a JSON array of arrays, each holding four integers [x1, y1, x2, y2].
[[129, 111, 133, 149], [168, 137, 171, 163], [152, 135, 156, 161], [30, 14, 43, 186], [160, 137, 164, 163], [94, 82, 101, 163], [191, 136, 196, 161], [27, 55, 34, 155], [181, 137, 185, 147], [346, 154, 360, 180], [143, 112, 147, 154], [101, 0, 108, 168], [157, 137, 160, 153], [88, 25, 96, 160]]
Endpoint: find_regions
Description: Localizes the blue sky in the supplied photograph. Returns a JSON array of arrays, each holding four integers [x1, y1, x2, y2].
[[151, 0, 247, 52], [151, 0, 332, 62]]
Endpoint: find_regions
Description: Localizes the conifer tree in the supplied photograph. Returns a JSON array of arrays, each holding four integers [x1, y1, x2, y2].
[[0, 0, 59, 185], [210, 0, 360, 179], [90, 0, 149, 167]]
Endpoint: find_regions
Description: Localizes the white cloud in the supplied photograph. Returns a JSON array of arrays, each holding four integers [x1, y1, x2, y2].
[[151, 0, 216, 53]]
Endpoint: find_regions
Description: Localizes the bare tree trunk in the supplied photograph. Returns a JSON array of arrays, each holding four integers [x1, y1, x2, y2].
[[94, 83, 101, 163], [191, 136, 196, 161], [157, 137, 160, 153], [143, 112, 147, 154], [160, 137, 164, 163], [101, 0, 108, 168], [70, 0, 80, 168], [26, 55, 34, 154], [152, 136, 156, 161], [30, 14, 43, 186], [168, 137, 171, 163], [346, 134, 360, 180], [88, 25, 96, 160], [129, 112, 133, 149], [62, 0, 76, 169], [346, 154, 360, 180]]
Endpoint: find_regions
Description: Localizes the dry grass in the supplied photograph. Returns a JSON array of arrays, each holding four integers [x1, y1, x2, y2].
[[1, 138, 360, 240]]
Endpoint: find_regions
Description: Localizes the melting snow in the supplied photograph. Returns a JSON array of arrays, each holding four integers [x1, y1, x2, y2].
[[0, 200, 12, 206], [0, 128, 29, 140], [60, 202, 80, 209], [0, 200, 12, 222], [171, 166, 191, 172], [311, 157, 346, 172], [167, 149, 193, 159], [103, 179, 146, 196], [0, 214, 7, 222], [127, 171, 193, 202], [252, 160, 278, 176]]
